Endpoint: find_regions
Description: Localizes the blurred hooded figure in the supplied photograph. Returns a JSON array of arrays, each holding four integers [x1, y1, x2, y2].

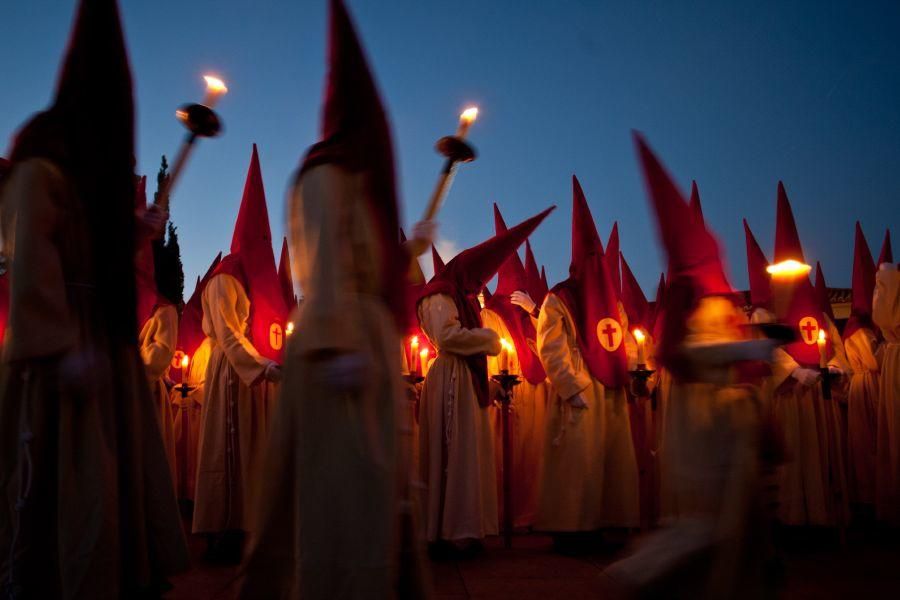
[[239, 1, 434, 597], [0, 1, 188, 597]]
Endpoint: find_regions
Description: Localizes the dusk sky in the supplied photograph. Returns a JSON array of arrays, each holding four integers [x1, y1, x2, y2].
[[3, 0, 898, 296]]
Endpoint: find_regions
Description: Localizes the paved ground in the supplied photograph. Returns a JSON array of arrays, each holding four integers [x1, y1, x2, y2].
[[166, 526, 900, 599]]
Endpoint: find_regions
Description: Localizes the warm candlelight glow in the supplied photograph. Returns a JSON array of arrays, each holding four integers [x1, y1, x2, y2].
[[202, 74, 228, 108], [286, 321, 295, 336], [180, 354, 190, 369], [477, 292, 486, 309], [817, 328, 827, 369], [498, 338, 513, 373], [420, 348, 431, 377], [460, 106, 479, 124], [818, 329, 826, 343], [766, 259, 812, 278], [633, 328, 645, 343], [633, 328, 646, 365]]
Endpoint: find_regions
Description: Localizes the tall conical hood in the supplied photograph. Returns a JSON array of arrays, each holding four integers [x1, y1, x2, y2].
[[9, 0, 136, 342], [607, 223, 622, 298], [844, 222, 876, 339], [485, 204, 546, 384], [772, 182, 832, 367], [551, 177, 628, 388], [174, 252, 222, 383], [570, 175, 604, 272], [743, 219, 772, 310], [523, 240, 544, 303], [878, 230, 893, 265], [278, 237, 297, 309], [814, 262, 836, 322], [689, 180, 704, 223], [431, 244, 446, 279], [299, 0, 406, 329], [135, 176, 162, 328], [420, 207, 555, 406], [540, 267, 549, 297], [650, 272, 667, 339], [634, 133, 734, 376], [214, 145, 289, 362], [620, 252, 649, 330]]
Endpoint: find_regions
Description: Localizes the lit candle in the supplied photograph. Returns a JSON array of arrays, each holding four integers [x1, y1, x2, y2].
[[420, 348, 431, 377], [202, 75, 228, 109], [633, 328, 646, 366], [456, 106, 479, 140], [767, 259, 812, 319], [286, 321, 295, 336], [817, 328, 827, 369], [478, 292, 486, 309], [499, 338, 511, 373], [410, 336, 420, 375]]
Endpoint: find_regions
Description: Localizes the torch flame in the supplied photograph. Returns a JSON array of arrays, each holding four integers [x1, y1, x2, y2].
[[633, 328, 645, 343], [203, 75, 228, 94], [460, 106, 479, 124], [181, 354, 190, 369], [766, 259, 812, 278]]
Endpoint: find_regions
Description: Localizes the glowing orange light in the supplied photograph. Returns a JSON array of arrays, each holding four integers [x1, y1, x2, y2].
[[203, 75, 228, 95], [286, 321, 295, 336], [459, 106, 479, 124], [633, 328, 646, 343], [180, 354, 190, 369], [818, 329, 826, 343], [766, 259, 812, 278]]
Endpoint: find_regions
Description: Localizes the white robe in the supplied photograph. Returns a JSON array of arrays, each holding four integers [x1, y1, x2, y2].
[[874, 267, 900, 524]]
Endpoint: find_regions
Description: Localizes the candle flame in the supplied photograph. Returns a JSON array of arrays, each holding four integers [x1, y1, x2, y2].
[[459, 106, 479, 124], [411, 335, 419, 345], [501, 338, 514, 352], [181, 354, 190, 369], [203, 75, 228, 94], [286, 321, 295, 336], [766, 259, 811, 278], [818, 329, 826, 343], [633, 328, 645, 343], [420, 348, 430, 358]]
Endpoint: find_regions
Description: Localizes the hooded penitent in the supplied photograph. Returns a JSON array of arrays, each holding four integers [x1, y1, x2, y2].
[[878, 230, 893, 266], [431, 244, 446, 279], [523, 240, 545, 305], [213, 145, 289, 362], [551, 176, 628, 389], [815, 262, 836, 323], [484, 204, 547, 384], [743, 219, 773, 311], [419, 207, 554, 406], [607, 223, 622, 299], [298, 0, 407, 333], [9, 0, 136, 343], [773, 182, 832, 367], [689, 180, 704, 223], [620, 252, 650, 331], [278, 237, 297, 309], [634, 133, 734, 377], [844, 223, 877, 339], [175, 252, 222, 382], [135, 176, 168, 329]]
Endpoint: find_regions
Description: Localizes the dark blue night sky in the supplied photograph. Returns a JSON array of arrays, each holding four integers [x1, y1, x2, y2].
[[3, 1, 898, 295]]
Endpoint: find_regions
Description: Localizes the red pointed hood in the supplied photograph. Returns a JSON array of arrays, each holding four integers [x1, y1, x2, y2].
[[689, 180, 704, 223], [214, 145, 289, 362], [743, 219, 772, 311], [174, 252, 222, 383], [634, 133, 734, 376], [878, 230, 893, 266], [620, 253, 649, 330], [10, 0, 136, 342], [420, 207, 555, 405], [773, 182, 832, 367], [523, 240, 544, 304], [278, 237, 297, 309], [551, 176, 628, 388], [540, 267, 549, 298], [607, 223, 622, 298], [844, 222, 876, 339], [485, 204, 547, 384], [135, 176, 165, 328], [298, 0, 406, 331], [431, 244, 446, 279], [650, 273, 667, 340]]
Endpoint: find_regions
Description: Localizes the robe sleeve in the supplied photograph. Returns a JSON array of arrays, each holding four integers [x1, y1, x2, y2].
[[537, 293, 591, 400], [825, 317, 850, 373], [203, 274, 270, 386], [140, 304, 178, 381], [873, 268, 900, 341], [288, 165, 362, 357], [419, 294, 500, 357], [2, 158, 77, 361], [770, 347, 800, 390]]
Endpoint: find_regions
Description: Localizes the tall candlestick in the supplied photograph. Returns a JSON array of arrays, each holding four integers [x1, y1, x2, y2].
[[420, 348, 430, 377], [410, 336, 420, 375], [817, 328, 827, 369]]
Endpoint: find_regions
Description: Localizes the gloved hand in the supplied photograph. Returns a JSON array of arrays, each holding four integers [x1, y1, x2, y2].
[[566, 392, 588, 409], [791, 367, 820, 387], [510, 290, 537, 314], [264, 362, 283, 384], [318, 352, 368, 394]]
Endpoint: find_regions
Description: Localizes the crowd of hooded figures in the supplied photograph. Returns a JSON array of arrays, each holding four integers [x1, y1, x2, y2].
[[0, 1, 899, 599]]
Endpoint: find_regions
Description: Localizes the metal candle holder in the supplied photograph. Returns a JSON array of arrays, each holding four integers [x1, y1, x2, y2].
[[491, 370, 520, 549], [628, 365, 655, 399], [175, 382, 197, 400]]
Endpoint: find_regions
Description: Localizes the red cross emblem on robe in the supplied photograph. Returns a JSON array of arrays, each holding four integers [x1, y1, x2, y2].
[[596, 317, 624, 352], [798, 316, 820, 346]]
